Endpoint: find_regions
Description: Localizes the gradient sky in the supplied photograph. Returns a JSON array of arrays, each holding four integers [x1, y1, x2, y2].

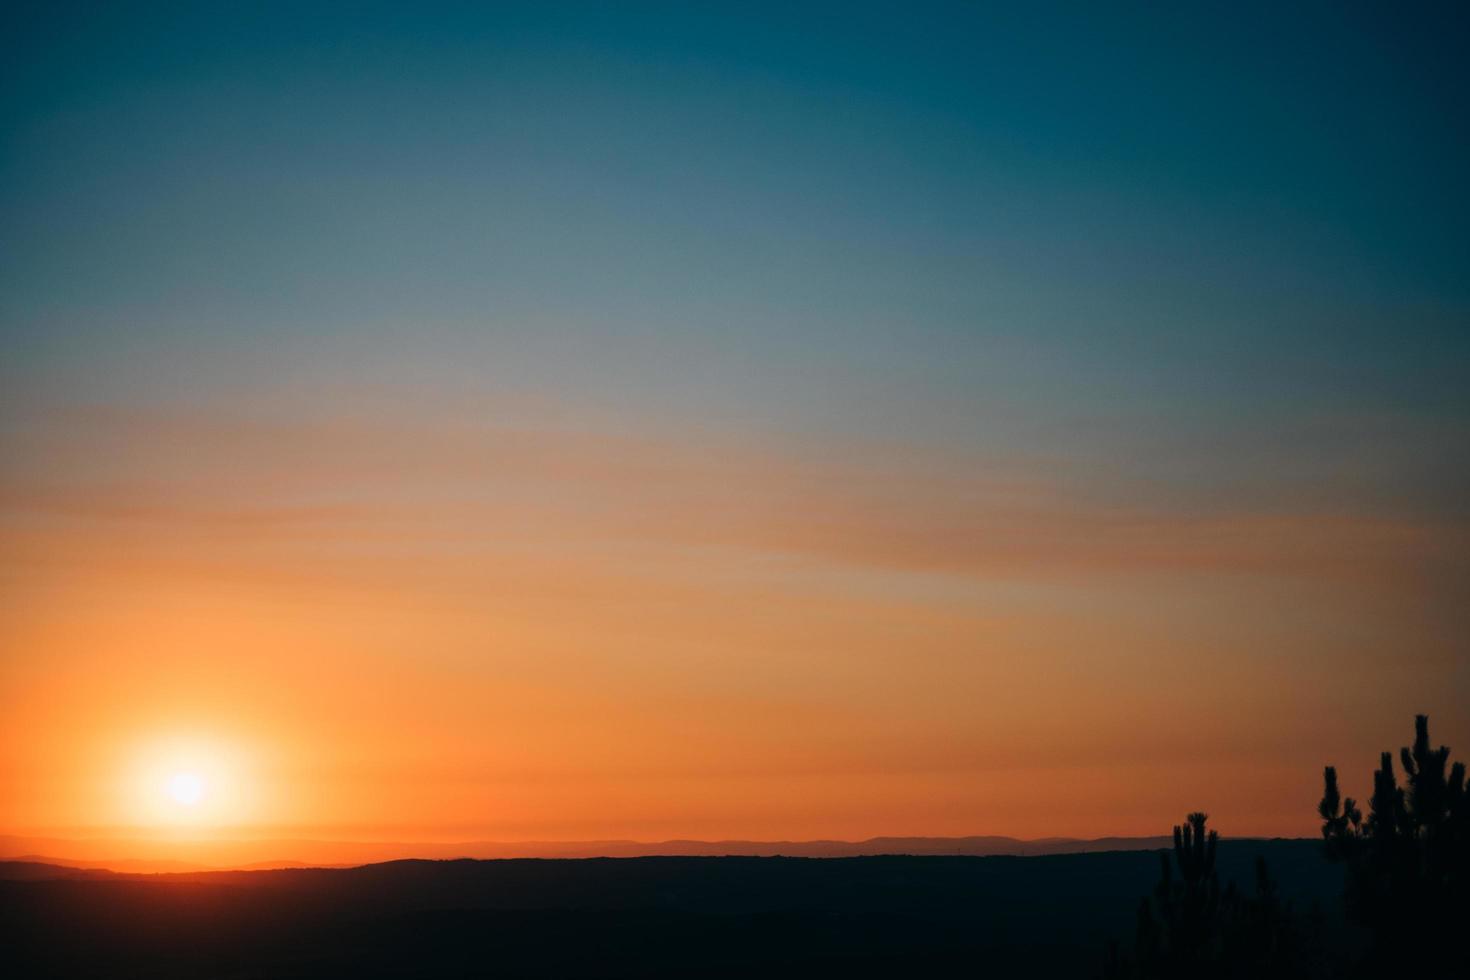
[[2, 2, 1468, 845]]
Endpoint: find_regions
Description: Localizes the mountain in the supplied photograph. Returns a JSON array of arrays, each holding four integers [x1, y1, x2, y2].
[[0, 833, 1181, 871], [6, 853, 328, 874], [1, 843, 1346, 978]]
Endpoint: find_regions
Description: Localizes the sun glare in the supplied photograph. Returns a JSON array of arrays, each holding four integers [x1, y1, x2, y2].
[[120, 734, 259, 828], [167, 771, 205, 806]]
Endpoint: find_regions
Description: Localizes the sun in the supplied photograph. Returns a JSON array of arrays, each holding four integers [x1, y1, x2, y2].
[[121, 733, 262, 828], [167, 771, 206, 807]]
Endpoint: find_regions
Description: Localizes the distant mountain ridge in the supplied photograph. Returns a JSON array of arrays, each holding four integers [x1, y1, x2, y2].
[[3, 854, 327, 874], [2, 841, 1343, 978], [0, 833, 1196, 871]]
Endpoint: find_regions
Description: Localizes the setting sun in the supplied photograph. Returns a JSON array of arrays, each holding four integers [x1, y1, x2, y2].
[[2, 4, 1467, 976], [166, 771, 205, 807], [114, 734, 259, 830]]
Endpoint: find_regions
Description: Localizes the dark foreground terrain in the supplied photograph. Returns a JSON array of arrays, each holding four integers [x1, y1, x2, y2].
[[2, 840, 1342, 979]]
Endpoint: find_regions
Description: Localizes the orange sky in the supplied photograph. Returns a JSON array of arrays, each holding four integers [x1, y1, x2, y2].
[[2, 396, 1465, 849], [4, 4, 1469, 859]]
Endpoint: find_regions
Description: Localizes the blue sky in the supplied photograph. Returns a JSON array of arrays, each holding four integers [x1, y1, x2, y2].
[[1, 3, 1467, 837], [6, 4, 1466, 461]]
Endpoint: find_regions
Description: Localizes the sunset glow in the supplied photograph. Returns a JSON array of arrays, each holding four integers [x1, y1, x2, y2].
[[1, 3, 1466, 869], [166, 772, 204, 807], [108, 735, 259, 833]]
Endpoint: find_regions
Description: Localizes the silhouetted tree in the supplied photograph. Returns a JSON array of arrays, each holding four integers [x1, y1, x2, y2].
[[1106, 813, 1318, 979], [1150, 812, 1221, 970], [1317, 766, 1361, 857], [1319, 714, 1469, 970]]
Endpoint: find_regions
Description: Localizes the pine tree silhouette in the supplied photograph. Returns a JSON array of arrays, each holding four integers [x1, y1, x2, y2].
[[1317, 765, 1362, 859], [1155, 812, 1221, 969], [1107, 813, 1316, 978], [1319, 714, 1469, 969]]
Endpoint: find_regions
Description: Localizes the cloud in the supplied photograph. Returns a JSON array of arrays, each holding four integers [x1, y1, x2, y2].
[[3, 401, 1465, 593]]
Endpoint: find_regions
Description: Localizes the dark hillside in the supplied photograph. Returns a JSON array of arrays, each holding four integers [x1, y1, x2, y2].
[[1, 840, 1340, 979]]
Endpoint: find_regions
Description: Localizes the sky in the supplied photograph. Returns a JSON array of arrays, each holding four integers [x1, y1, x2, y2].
[[1, 2, 1468, 849]]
